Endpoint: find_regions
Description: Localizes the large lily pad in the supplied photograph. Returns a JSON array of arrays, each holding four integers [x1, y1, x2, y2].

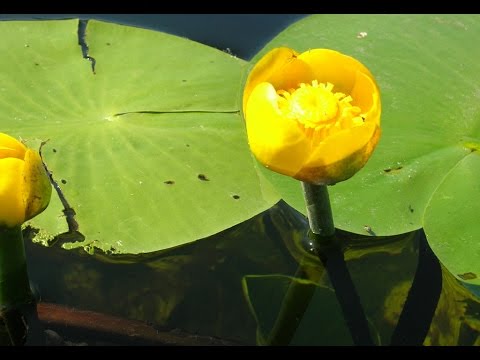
[[0, 19, 279, 254], [250, 15, 480, 284]]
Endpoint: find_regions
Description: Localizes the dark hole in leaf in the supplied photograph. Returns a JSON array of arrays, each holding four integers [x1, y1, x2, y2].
[[185, 144, 190, 147], [383, 166, 403, 173], [52, 148, 57, 153], [408, 205, 414, 213], [164, 180, 175, 185], [198, 174, 209, 181], [457, 272, 477, 280], [61, 179, 67, 185], [232, 195, 240, 200], [34, 62, 39, 66]]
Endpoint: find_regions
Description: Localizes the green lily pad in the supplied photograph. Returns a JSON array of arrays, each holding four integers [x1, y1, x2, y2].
[[250, 15, 480, 284], [1, 19, 279, 254], [242, 274, 353, 345], [423, 153, 480, 284]]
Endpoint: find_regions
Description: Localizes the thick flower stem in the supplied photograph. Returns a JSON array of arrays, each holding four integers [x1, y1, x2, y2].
[[266, 184, 333, 345], [267, 183, 374, 345], [301, 183, 335, 237], [0, 226, 44, 345], [0, 226, 32, 307], [302, 182, 374, 346]]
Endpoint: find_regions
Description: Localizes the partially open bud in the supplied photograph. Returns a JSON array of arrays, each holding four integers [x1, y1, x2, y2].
[[0, 133, 52, 228], [243, 47, 381, 185]]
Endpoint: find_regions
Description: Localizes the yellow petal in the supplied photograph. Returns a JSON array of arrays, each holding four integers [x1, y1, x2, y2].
[[0, 158, 25, 227], [245, 82, 310, 176], [0, 133, 27, 155], [350, 71, 381, 126], [23, 149, 52, 222], [0, 146, 27, 161], [297, 123, 381, 185], [298, 49, 375, 95], [243, 47, 313, 114]]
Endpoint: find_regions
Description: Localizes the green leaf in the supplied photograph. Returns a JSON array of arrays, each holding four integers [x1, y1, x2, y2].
[[250, 15, 480, 283], [1, 19, 279, 254], [242, 274, 353, 345], [424, 153, 480, 285]]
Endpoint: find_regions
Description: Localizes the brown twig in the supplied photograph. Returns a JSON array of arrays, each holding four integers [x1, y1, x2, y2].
[[37, 303, 244, 346]]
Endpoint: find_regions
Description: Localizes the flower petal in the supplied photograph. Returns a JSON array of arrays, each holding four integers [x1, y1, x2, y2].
[[298, 49, 375, 95], [243, 47, 313, 114], [350, 71, 381, 126], [245, 82, 310, 177], [0, 158, 25, 227], [23, 149, 52, 222], [0, 133, 27, 155], [0, 147, 26, 160], [297, 122, 381, 185]]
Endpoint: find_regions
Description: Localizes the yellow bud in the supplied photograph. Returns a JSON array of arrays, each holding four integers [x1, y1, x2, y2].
[[243, 47, 381, 185], [0, 133, 52, 228]]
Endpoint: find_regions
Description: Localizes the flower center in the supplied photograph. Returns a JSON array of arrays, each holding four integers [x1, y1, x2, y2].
[[277, 80, 365, 140]]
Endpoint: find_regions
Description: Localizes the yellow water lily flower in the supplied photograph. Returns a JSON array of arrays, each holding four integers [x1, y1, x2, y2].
[[243, 47, 381, 185], [0, 133, 52, 228]]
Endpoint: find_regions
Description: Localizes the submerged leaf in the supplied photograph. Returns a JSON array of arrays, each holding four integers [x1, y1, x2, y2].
[[242, 274, 353, 345]]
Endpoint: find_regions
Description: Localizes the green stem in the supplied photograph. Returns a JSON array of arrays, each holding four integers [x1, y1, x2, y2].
[[0, 226, 33, 308], [302, 182, 374, 346], [0, 226, 45, 345], [266, 267, 316, 345], [266, 183, 335, 346], [267, 182, 374, 346], [301, 183, 335, 237]]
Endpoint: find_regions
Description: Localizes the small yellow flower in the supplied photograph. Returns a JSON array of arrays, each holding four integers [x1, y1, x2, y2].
[[0, 133, 52, 228], [243, 47, 381, 185]]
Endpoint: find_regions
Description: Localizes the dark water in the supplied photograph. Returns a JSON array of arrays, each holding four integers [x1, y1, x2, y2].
[[2, 14, 480, 345], [0, 14, 307, 60], [23, 201, 480, 345]]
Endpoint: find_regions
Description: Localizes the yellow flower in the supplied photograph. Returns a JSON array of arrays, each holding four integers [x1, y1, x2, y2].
[[243, 47, 381, 185], [0, 133, 52, 228]]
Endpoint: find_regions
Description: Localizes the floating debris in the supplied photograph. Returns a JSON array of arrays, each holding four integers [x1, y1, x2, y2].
[[458, 272, 477, 280], [357, 31, 368, 39]]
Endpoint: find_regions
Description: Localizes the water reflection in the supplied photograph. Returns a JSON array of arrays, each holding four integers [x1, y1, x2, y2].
[[23, 201, 480, 345]]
